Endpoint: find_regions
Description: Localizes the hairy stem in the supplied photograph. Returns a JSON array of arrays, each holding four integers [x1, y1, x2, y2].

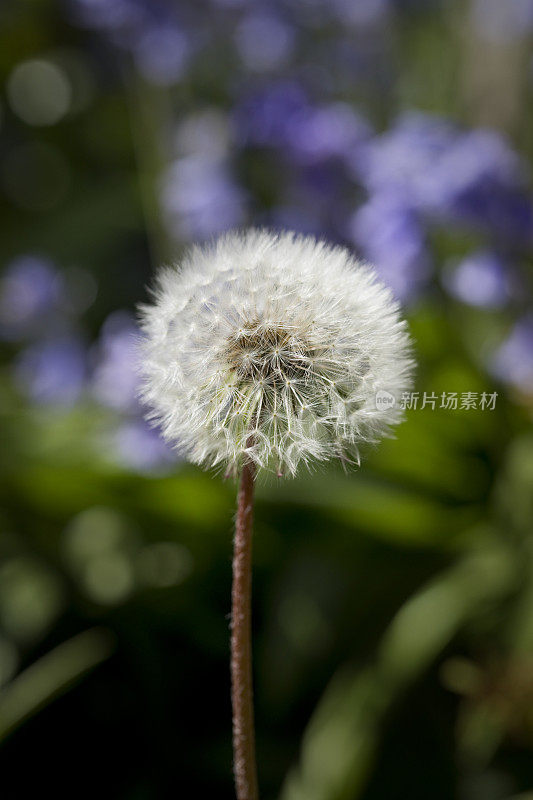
[[231, 459, 259, 800]]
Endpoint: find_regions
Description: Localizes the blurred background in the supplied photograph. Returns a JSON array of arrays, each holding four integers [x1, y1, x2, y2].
[[1, 0, 533, 798]]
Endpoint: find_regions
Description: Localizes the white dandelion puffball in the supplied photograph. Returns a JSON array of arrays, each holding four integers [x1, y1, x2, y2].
[[139, 229, 414, 476]]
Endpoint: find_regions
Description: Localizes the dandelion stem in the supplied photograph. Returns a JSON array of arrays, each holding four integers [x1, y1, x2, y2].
[[231, 458, 259, 800]]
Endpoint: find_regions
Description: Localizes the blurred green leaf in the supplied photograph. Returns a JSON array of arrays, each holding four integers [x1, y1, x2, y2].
[[281, 543, 517, 800], [0, 628, 115, 742]]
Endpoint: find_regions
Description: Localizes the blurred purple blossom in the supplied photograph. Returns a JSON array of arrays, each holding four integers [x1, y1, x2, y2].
[[161, 156, 246, 241], [68, 0, 147, 31], [492, 316, 533, 394], [331, 0, 390, 27], [90, 312, 177, 471], [286, 103, 372, 164], [69, 0, 193, 85], [234, 81, 310, 148], [113, 419, 176, 473], [91, 311, 140, 412], [353, 112, 457, 197], [0, 256, 64, 341], [15, 336, 87, 406], [133, 25, 191, 85], [354, 113, 533, 242], [348, 191, 429, 301], [444, 251, 510, 308], [426, 130, 533, 240], [235, 12, 295, 72], [235, 84, 372, 167]]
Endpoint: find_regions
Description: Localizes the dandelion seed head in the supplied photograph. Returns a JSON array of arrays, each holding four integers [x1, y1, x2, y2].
[[138, 229, 414, 475]]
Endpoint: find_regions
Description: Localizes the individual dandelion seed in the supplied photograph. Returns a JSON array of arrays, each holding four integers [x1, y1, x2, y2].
[[138, 229, 414, 800]]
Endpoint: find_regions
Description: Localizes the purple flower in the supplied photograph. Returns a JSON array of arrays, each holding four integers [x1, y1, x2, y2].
[[161, 156, 246, 241], [67, 0, 148, 32], [348, 191, 429, 301], [114, 419, 176, 473], [425, 129, 533, 240], [133, 25, 191, 85], [234, 81, 309, 149], [0, 256, 63, 341], [235, 12, 295, 72], [15, 335, 87, 406], [285, 103, 372, 165], [354, 113, 533, 242], [68, 0, 194, 85], [331, 0, 390, 27], [492, 316, 533, 394], [91, 311, 140, 412], [444, 251, 510, 308], [352, 112, 456, 199]]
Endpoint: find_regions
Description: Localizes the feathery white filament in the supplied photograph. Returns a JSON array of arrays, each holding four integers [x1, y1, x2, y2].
[[138, 229, 414, 475]]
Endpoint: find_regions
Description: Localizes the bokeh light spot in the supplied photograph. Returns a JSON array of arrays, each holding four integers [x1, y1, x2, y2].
[[0, 558, 64, 643], [137, 542, 193, 588], [83, 553, 134, 605], [7, 59, 71, 126]]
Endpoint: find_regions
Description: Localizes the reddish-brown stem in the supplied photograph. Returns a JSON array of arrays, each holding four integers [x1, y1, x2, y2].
[[231, 459, 259, 800]]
